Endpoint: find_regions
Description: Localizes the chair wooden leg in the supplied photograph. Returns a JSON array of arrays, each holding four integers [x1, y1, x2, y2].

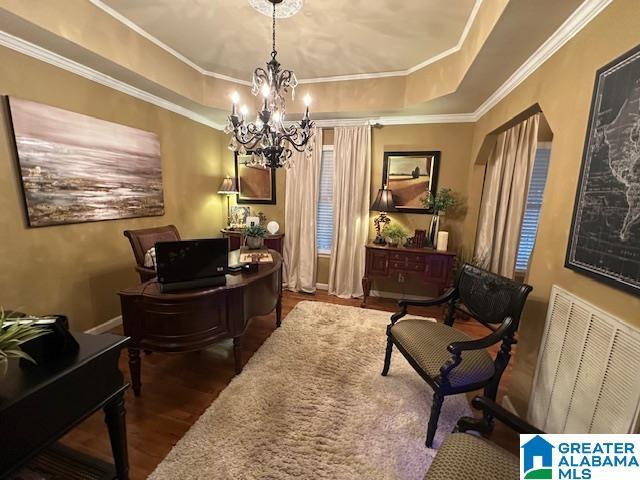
[[426, 390, 444, 447], [381, 335, 393, 376]]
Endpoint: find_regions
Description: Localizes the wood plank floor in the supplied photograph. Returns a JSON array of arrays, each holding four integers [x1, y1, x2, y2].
[[61, 291, 519, 479]]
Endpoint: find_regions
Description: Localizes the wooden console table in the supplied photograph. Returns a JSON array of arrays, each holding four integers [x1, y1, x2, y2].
[[362, 243, 456, 307], [221, 228, 284, 253]]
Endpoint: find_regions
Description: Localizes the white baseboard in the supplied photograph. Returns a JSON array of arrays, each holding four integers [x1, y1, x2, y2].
[[314, 283, 431, 302], [369, 289, 433, 301], [85, 315, 122, 334], [501, 395, 519, 416]]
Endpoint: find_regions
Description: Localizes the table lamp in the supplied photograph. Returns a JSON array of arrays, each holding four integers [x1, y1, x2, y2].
[[217, 175, 238, 226], [370, 186, 396, 244]]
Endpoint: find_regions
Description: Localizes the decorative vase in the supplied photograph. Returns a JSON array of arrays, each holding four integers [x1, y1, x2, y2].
[[0, 357, 7, 378], [246, 236, 264, 249], [428, 214, 440, 248], [385, 237, 399, 248]]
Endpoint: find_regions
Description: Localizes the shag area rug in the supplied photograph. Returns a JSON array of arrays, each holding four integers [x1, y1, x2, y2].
[[149, 301, 471, 480]]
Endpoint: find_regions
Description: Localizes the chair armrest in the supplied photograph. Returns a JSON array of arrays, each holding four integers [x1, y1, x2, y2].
[[390, 289, 455, 324], [471, 396, 544, 434], [397, 288, 455, 309], [447, 317, 514, 354]]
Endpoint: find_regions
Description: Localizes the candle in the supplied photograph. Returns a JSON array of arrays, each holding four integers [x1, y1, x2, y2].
[[436, 231, 449, 252]]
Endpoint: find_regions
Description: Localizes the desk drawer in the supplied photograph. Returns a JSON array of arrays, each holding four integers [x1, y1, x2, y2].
[[390, 261, 426, 272]]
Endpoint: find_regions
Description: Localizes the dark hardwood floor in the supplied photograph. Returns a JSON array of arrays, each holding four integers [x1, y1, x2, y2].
[[61, 290, 519, 479]]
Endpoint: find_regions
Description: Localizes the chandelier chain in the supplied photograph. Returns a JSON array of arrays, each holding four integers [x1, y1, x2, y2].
[[272, 2, 276, 56]]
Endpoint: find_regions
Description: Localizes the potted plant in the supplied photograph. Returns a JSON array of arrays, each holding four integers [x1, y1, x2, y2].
[[244, 223, 268, 249], [0, 308, 50, 377], [420, 188, 457, 247], [381, 224, 408, 248]]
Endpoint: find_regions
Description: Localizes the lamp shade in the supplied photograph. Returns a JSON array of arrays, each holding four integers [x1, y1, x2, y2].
[[217, 175, 238, 195], [371, 187, 396, 212]]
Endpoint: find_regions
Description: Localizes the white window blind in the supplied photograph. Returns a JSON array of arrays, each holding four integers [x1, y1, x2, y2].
[[317, 147, 334, 255], [516, 144, 551, 272]]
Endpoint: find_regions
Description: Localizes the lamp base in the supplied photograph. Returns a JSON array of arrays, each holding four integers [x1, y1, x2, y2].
[[373, 235, 386, 245]]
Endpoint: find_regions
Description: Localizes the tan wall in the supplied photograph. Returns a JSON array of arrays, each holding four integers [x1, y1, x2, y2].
[[220, 123, 476, 292], [0, 45, 226, 331], [470, 0, 640, 414]]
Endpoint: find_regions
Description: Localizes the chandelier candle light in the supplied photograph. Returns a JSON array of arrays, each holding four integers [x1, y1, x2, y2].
[[226, 0, 313, 169]]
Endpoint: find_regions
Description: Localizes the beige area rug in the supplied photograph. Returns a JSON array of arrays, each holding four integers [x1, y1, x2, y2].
[[149, 301, 471, 480]]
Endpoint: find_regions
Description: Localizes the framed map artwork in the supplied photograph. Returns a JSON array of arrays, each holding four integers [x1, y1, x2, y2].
[[566, 44, 640, 295]]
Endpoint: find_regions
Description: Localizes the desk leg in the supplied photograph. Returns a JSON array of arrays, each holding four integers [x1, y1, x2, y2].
[[361, 277, 371, 308], [276, 295, 282, 328], [233, 336, 243, 374], [104, 393, 129, 480], [128, 348, 141, 397], [276, 264, 283, 328]]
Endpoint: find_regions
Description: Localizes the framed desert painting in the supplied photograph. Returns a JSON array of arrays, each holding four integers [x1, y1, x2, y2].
[[382, 151, 440, 214], [8, 97, 164, 227], [234, 152, 276, 204], [565, 43, 640, 296]]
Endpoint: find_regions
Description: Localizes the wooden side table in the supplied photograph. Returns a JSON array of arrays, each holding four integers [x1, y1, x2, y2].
[[221, 228, 284, 254], [362, 243, 456, 307]]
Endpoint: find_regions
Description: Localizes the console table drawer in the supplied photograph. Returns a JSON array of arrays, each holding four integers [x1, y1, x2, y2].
[[390, 261, 425, 272], [390, 252, 426, 264]]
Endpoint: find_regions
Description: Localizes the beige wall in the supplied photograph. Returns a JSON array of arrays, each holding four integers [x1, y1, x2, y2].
[[470, 0, 640, 414], [220, 123, 476, 293], [0, 45, 226, 331]]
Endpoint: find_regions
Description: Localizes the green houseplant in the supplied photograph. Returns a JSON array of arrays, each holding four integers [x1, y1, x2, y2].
[[244, 223, 268, 249], [0, 308, 50, 376], [382, 224, 408, 248], [420, 188, 458, 248]]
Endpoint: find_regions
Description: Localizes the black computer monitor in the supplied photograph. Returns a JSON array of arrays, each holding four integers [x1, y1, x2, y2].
[[155, 238, 228, 292]]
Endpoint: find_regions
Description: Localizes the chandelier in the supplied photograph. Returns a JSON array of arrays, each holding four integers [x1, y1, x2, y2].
[[225, 0, 313, 169]]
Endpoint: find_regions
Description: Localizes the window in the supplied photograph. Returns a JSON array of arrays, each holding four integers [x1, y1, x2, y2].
[[317, 146, 334, 255], [515, 143, 551, 272]]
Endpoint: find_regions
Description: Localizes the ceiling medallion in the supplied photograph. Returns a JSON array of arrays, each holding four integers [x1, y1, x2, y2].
[[248, 0, 303, 19], [226, 0, 313, 169]]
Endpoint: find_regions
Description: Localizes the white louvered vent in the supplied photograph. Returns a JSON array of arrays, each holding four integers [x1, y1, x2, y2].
[[528, 285, 640, 433]]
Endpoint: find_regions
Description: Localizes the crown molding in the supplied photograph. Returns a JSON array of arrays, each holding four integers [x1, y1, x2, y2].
[[473, 0, 613, 119], [0, 30, 226, 130], [88, 0, 483, 84], [0, 0, 611, 131]]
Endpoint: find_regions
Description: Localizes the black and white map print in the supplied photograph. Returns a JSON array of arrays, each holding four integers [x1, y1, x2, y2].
[[567, 45, 640, 295]]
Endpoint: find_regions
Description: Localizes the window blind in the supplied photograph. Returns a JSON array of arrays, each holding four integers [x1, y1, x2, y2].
[[317, 148, 334, 254], [516, 145, 551, 272]]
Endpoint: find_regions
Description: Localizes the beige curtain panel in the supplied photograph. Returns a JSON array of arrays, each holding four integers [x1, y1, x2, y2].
[[328, 125, 372, 298], [284, 127, 323, 293], [475, 113, 540, 278]]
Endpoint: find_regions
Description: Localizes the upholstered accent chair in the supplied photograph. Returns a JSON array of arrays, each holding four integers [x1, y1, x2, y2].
[[424, 396, 543, 480], [382, 263, 532, 447], [123, 225, 181, 282]]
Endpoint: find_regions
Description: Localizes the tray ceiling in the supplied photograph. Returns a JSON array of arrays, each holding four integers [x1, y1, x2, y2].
[[98, 0, 479, 80]]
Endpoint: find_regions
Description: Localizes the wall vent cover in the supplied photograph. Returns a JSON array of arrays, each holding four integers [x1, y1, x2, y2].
[[528, 285, 640, 433]]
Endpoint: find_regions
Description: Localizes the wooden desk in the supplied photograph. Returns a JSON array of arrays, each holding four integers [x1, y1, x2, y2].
[[119, 249, 283, 396], [0, 332, 130, 479], [221, 228, 284, 253], [362, 243, 456, 307]]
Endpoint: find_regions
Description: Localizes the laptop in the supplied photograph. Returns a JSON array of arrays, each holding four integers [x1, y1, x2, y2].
[[155, 238, 228, 292]]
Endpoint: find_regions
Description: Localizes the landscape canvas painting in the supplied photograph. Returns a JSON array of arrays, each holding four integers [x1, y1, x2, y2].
[[9, 97, 164, 227], [382, 151, 440, 213], [566, 44, 640, 295]]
